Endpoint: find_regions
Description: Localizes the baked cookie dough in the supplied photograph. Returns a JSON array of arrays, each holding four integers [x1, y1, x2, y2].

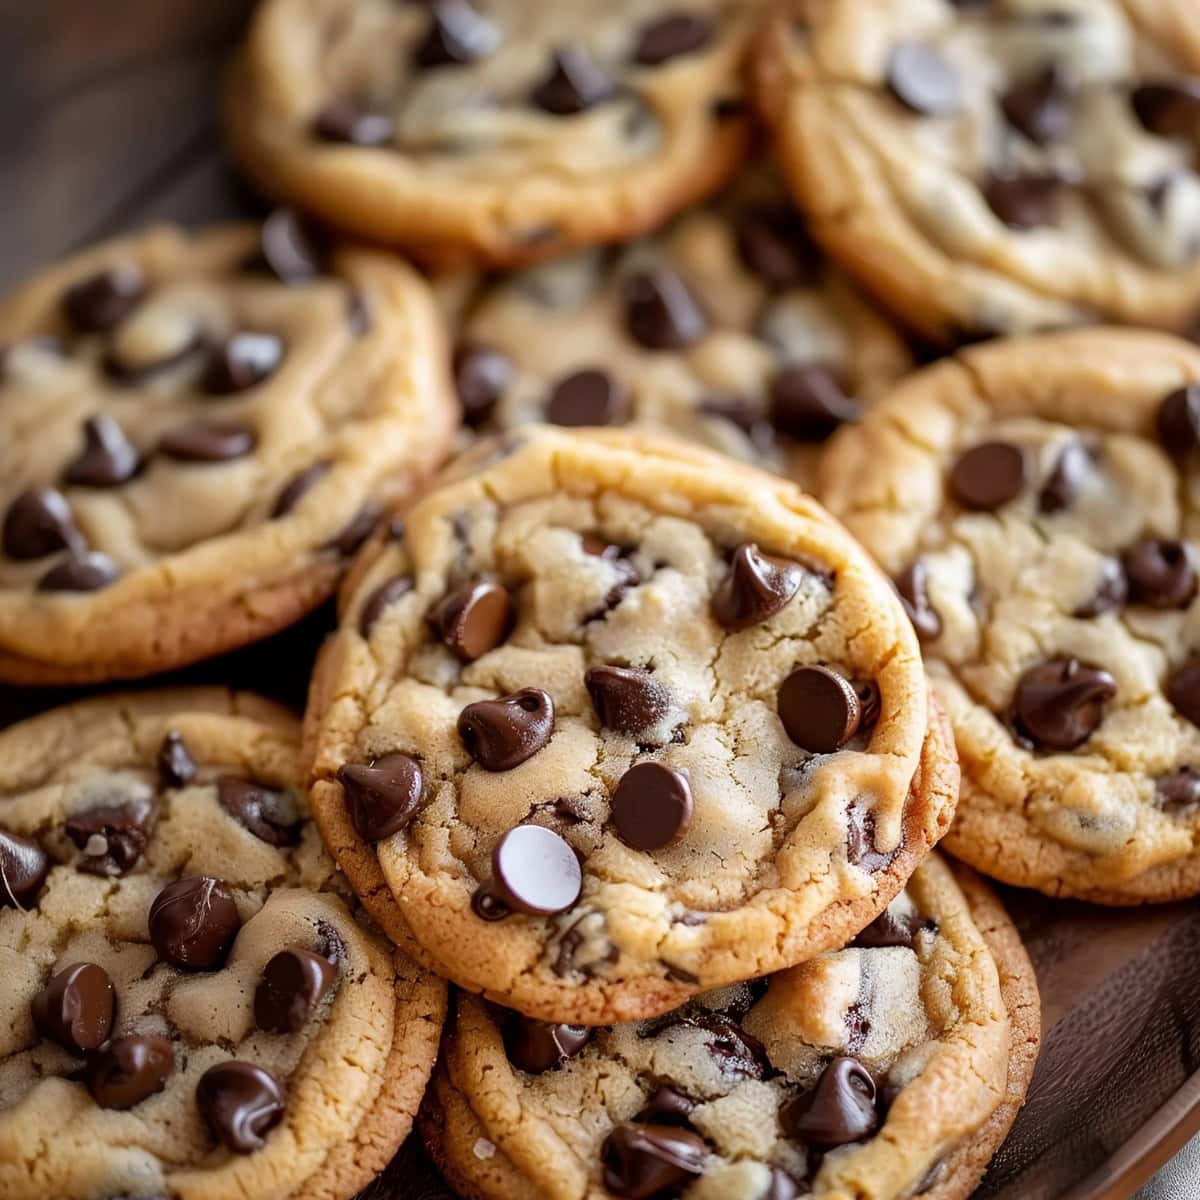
[[305, 427, 958, 1023], [0, 687, 446, 1200], [0, 211, 454, 683], [419, 853, 1039, 1200], [753, 0, 1200, 343], [820, 327, 1200, 901], [225, 0, 763, 267], [441, 169, 912, 486]]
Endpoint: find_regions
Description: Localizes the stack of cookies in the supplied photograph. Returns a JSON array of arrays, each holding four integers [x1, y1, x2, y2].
[[4, 0, 1200, 1196]]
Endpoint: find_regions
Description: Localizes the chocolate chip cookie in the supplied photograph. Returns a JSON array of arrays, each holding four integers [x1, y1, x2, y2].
[[418, 853, 1039, 1200], [305, 427, 959, 1023], [820, 327, 1200, 901], [0, 688, 446, 1200], [441, 168, 912, 486], [753, 0, 1200, 343], [225, 0, 762, 267], [0, 212, 454, 683]]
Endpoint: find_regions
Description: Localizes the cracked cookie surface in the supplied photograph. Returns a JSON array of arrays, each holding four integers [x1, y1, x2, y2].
[[418, 854, 1039, 1200], [440, 168, 912, 487], [305, 427, 958, 1024], [0, 687, 446, 1200], [753, 0, 1200, 343], [820, 327, 1200, 901], [0, 213, 454, 683], [226, 0, 762, 267]]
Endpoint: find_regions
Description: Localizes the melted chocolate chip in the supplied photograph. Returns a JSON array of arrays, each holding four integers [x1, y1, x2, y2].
[[783, 1056, 878, 1148], [413, 0, 500, 68], [271, 461, 331, 518], [735, 205, 822, 291], [492, 825, 581, 916], [690, 1012, 770, 1081], [87, 1034, 174, 1109], [601, 1122, 706, 1199], [31, 962, 115, 1054], [636, 1085, 695, 1125], [894, 560, 941, 641], [1131, 79, 1200, 139], [1156, 766, 1200, 817], [778, 665, 862, 753], [1168, 655, 1200, 729], [1038, 440, 1090, 513], [546, 368, 628, 426], [1002, 63, 1073, 144], [312, 98, 394, 146], [453, 342, 513, 428], [504, 1015, 593, 1073], [197, 1061, 285, 1154], [218, 777, 301, 846], [458, 689, 555, 771], [158, 730, 198, 787], [63, 265, 147, 332], [337, 753, 425, 841], [37, 551, 120, 593], [633, 13, 713, 65], [322, 503, 380, 556], [585, 666, 670, 735], [1157, 385, 1200, 455], [65, 796, 153, 876], [949, 440, 1028, 510], [1074, 558, 1128, 618], [623, 268, 707, 350], [158, 421, 256, 462], [610, 762, 692, 851], [846, 801, 894, 872], [429, 579, 514, 661], [1121, 538, 1197, 609], [712, 542, 805, 629], [3, 486, 78, 560], [852, 904, 924, 949], [255, 947, 337, 1033], [984, 172, 1063, 230], [1012, 658, 1116, 750], [359, 574, 413, 637], [259, 208, 324, 284], [148, 876, 241, 969], [0, 829, 49, 907], [886, 42, 961, 116], [64, 415, 140, 487], [769, 365, 860, 441], [203, 331, 284, 395], [531, 44, 615, 114]]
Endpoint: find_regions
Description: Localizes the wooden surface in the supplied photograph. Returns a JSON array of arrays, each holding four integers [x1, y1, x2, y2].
[[5, 4, 1200, 1197]]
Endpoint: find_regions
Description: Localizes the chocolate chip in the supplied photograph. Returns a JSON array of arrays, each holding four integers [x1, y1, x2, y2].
[[0, 829, 48, 907], [492, 824, 582, 915], [471, 880, 511, 921], [766, 1168, 803, 1200], [531, 44, 615, 115], [255, 947, 337, 1033], [148, 876, 241, 969], [636, 1085, 695, 1125], [633, 13, 713, 65], [64, 415, 140, 487], [62, 265, 147, 332], [601, 1122, 707, 1199], [322, 503, 380, 556], [312, 98, 394, 146], [203, 332, 284, 395], [713, 542, 805, 629], [429, 579, 514, 660], [1039, 440, 1091, 513], [86, 1034, 173, 1109], [1157, 385, 1200, 455], [1002, 63, 1072, 144], [853, 904, 924, 949], [735, 205, 822, 291], [769, 364, 861, 441], [886, 42, 961, 116], [453, 342, 513, 428], [158, 422, 256, 462], [158, 730, 198, 787], [690, 1013, 769, 1081], [894, 560, 941, 642], [950, 440, 1028, 510], [846, 800, 893, 872], [1131, 79, 1200, 139], [3, 486, 78, 559], [1012, 658, 1116, 750], [268, 461, 330, 519], [623, 268, 707, 350], [1122, 538, 1197, 609], [196, 1061, 285, 1154], [1156, 766, 1200, 817], [503, 1015, 593, 1073], [31, 962, 115, 1054], [1074, 558, 1128, 618], [413, 0, 500, 68], [337, 753, 425, 841], [581, 536, 640, 620], [459, 688, 555, 771], [1168, 655, 1200, 729], [37, 551, 120, 593], [585, 666, 670, 735], [218, 777, 301, 846], [610, 763, 692, 851], [778, 665, 862, 753], [65, 796, 153, 876], [984, 172, 1062, 230], [546, 368, 628, 426], [260, 208, 323, 284], [359, 574, 413, 637], [783, 1056, 878, 1148]]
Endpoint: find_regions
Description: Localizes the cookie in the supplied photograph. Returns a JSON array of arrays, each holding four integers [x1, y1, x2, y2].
[[819, 327, 1200, 901], [0, 212, 454, 683], [753, 0, 1200, 343], [225, 0, 762, 268], [418, 853, 1039, 1200], [0, 687, 446, 1200], [440, 168, 912, 486], [304, 426, 959, 1023]]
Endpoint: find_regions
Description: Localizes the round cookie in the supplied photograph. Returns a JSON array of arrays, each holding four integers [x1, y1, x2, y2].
[[0, 687, 446, 1200], [418, 853, 1039, 1200], [225, 0, 762, 268], [819, 327, 1200, 901], [304, 426, 959, 1023], [753, 0, 1200, 343], [441, 168, 912, 487], [0, 211, 454, 683]]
